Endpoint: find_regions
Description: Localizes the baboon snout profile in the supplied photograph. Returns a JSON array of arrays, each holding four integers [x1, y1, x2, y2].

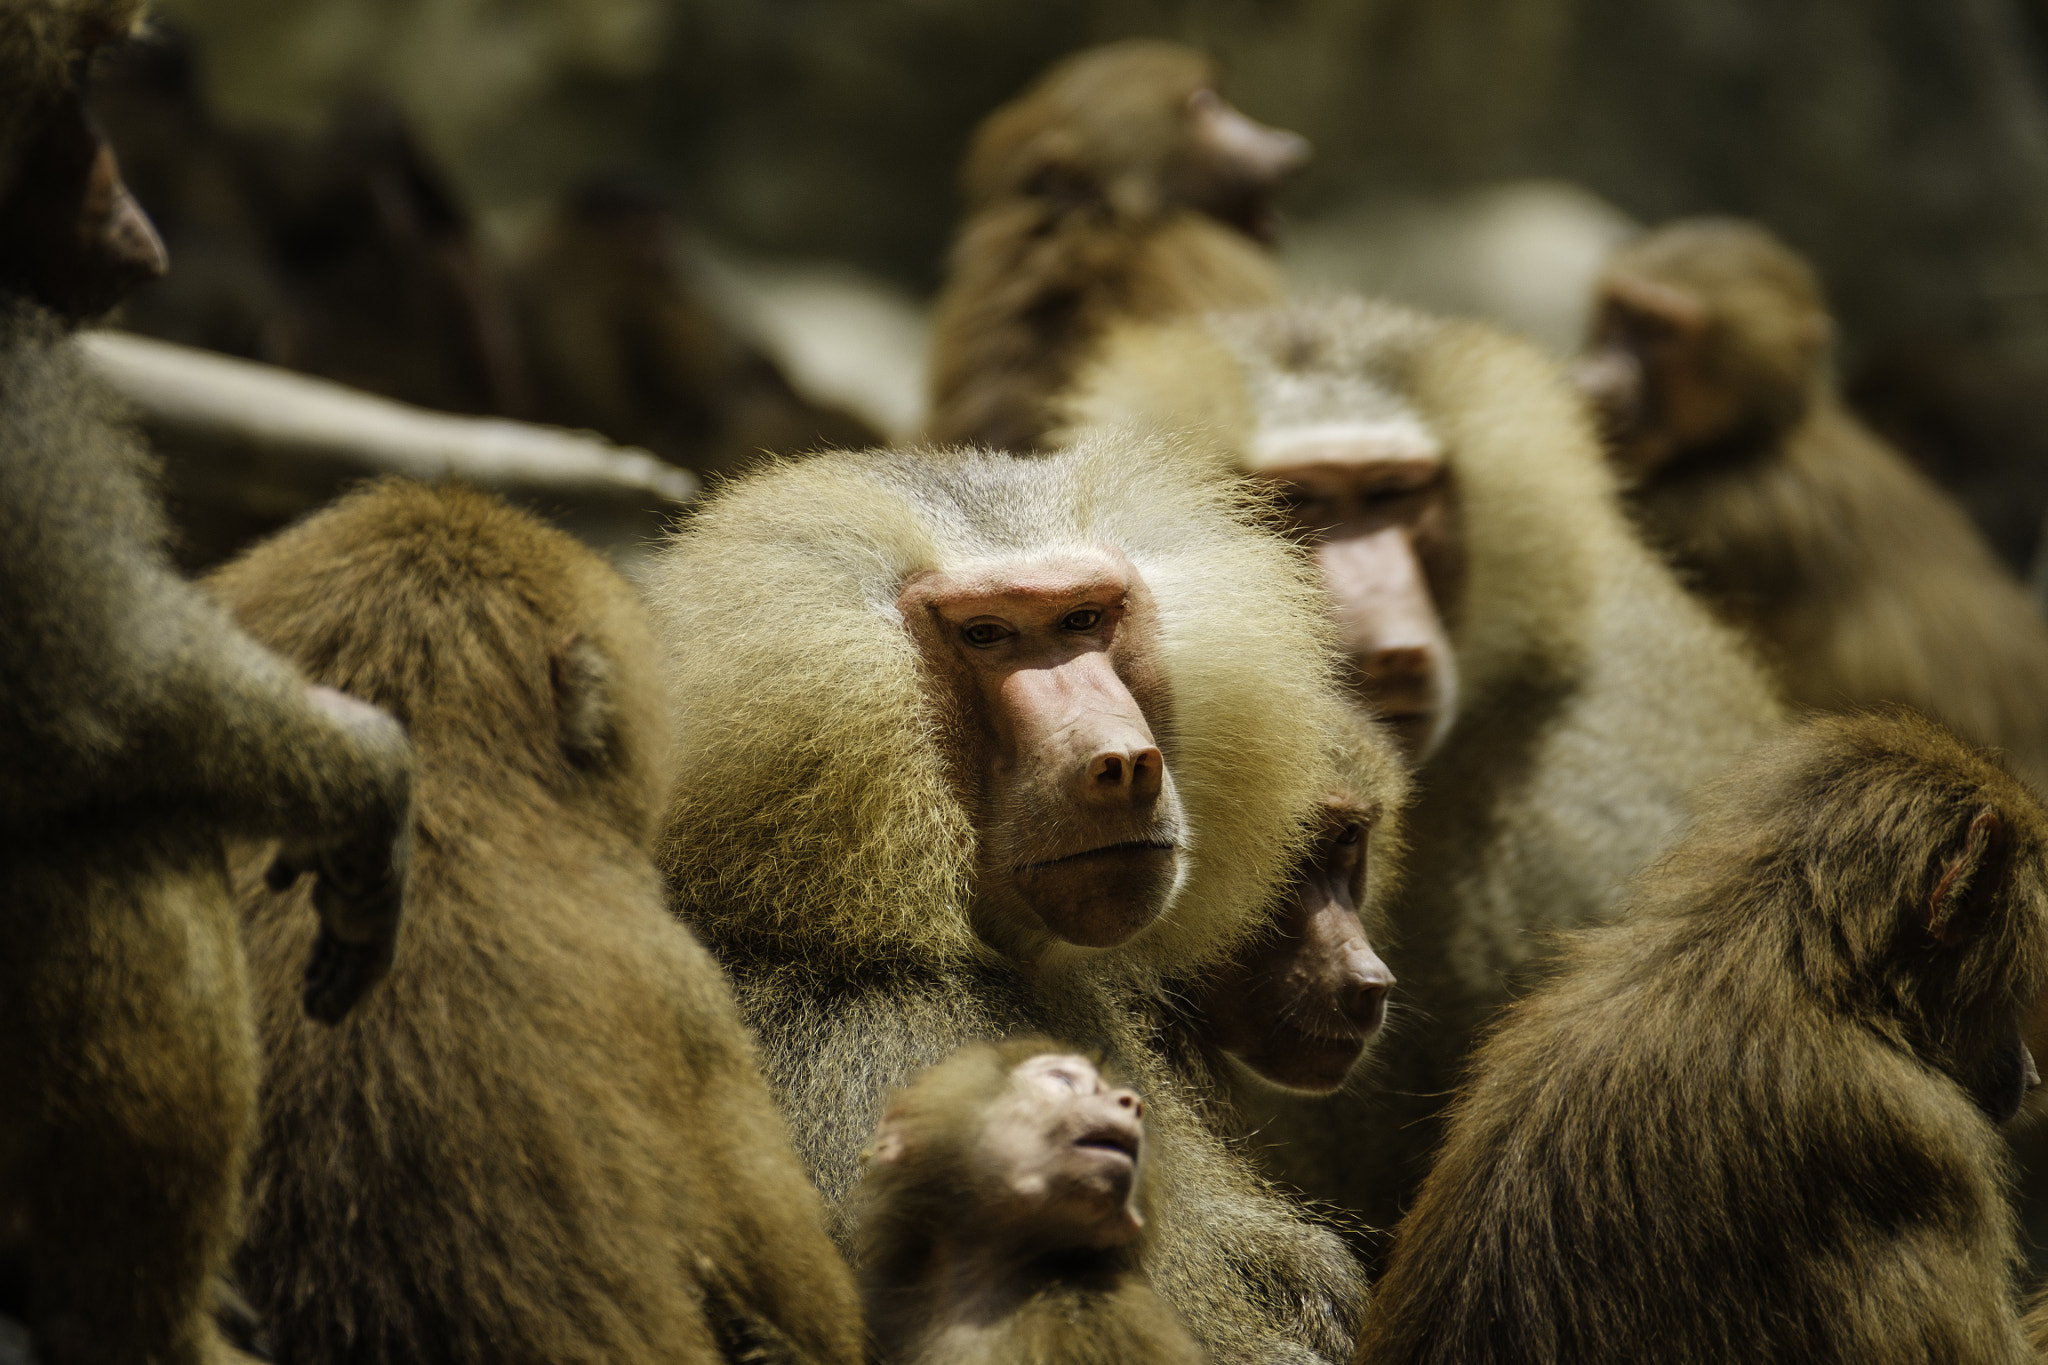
[[900, 547, 1186, 949], [1198, 803, 1396, 1091], [1254, 420, 1463, 764]]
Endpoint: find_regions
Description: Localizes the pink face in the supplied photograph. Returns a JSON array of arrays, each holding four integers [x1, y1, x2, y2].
[[900, 549, 1186, 954], [1195, 803, 1395, 1092], [976, 1053, 1146, 1251], [1257, 442, 1464, 765]]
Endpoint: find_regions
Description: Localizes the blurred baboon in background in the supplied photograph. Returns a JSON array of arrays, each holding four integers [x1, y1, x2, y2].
[[1358, 711, 2048, 1365], [857, 1040, 1207, 1365], [1578, 217, 2048, 795], [648, 435, 1376, 1364], [213, 481, 860, 1365], [1061, 295, 1783, 1247], [0, 6, 415, 1360], [513, 175, 879, 473], [926, 40, 1306, 451]]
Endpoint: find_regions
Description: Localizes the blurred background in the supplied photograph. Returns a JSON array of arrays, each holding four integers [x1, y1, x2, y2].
[[99, 0, 2048, 569]]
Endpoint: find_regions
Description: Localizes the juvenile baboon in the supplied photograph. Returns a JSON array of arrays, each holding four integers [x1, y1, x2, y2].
[[513, 176, 879, 473], [858, 1040, 1207, 1365], [210, 481, 860, 1365], [1356, 711, 2048, 1365], [1577, 217, 2048, 793], [926, 40, 1307, 451], [1187, 716, 1407, 1093], [0, 7, 415, 1362], [648, 435, 1374, 1364], [1060, 295, 1785, 1242]]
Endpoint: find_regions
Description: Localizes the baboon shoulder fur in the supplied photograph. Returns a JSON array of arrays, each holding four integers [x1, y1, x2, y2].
[[211, 481, 860, 1365], [645, 436, 1373, 1364], [1357, 711, 2048, 1365]]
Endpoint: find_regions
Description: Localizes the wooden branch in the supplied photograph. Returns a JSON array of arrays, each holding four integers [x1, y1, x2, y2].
[[78, 329, 699, 508]]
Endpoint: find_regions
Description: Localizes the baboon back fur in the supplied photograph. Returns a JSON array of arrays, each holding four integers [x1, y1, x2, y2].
[[211, 482, 860, 1365], [1357, 711, 2048, 1365]]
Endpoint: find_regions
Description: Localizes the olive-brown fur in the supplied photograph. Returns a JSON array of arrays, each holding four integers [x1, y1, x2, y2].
[[1357, 711, 2048, 1365], [211, 482, 860, 1365], [0, 7, 413, 1355], [925, 41, 1290, 452], [1586, 218, 2048, 794]]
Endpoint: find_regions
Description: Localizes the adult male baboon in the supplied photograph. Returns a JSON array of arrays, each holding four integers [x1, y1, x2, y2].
[[857, 1040, 1207, 1365], [211, 481, 860, 1365], [1357, 711, 2048, 1365], [0, 6, 415, 1362], [1060, 295, 1784, 1241], [926, 40, 1307, 451], [649, 435, 1374, 1364], [1576, 216, 2048, 793]]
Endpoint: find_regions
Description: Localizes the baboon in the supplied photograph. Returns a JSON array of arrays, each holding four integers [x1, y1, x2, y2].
[[1577, 217, 2048, 794], [925, 40, 1307, 451], [210, 481, 861, 1365], [1356, 711, 2048, 1365], [1188, 716, 1408, 1093], [513, 175, 879, 474], [857, 1040, 1206, 1365], [1059, 295, 1784, 1244], [0, 7, 415, 1362], [648, 434, 1375, 1364]]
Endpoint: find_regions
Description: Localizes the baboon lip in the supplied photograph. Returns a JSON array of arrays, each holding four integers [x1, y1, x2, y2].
[[1019, 840, 1177, 872], [1073, 1126, 1140, 1162]]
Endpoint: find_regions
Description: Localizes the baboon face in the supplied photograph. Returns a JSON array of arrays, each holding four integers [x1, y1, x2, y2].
[[968, 1053, 1147, 1252], [1253, 426, 1464, 764], [1196, 803, 1394, 1091], [0, 72, 165, 316], [900, 547, 1186, 951], [1162, 86, 1309, 244]]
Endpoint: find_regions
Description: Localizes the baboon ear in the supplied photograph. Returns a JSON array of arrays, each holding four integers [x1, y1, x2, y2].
[[866, 1112, 911, 1166], [550, 635, 618, 767], [1930, 807, 2005, 946], [1607, 272, 1710, 339]]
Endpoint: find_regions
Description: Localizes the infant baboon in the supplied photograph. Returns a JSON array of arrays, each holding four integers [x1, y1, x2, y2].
[[210, 481, 860, 1365], [1578, 217, 2048, 793], [926, 40, 1306, 451], [1060, 297, 1783, 1243], [0, 7, 414, 1363], [1357, 710, 2048, 1365], [858, 1040, 1207, 1365], [649, 435, 1373, 1363]]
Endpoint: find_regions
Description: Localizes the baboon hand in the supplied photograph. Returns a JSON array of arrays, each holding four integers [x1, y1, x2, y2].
[[268, 824, 411, 1025]]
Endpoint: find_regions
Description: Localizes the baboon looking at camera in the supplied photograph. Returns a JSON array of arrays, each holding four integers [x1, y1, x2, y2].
[[1357, 711, 2048, 1365], [648, 435, 1379, 1364], [857, 1040, 1207, 1365], [212, 481, 860, 1365], [0, 5, 414, 1362], [926, 40, 1307, 451]]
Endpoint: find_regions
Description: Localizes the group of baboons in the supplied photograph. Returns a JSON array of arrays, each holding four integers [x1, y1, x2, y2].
[[8, 4, 2048, 1364]]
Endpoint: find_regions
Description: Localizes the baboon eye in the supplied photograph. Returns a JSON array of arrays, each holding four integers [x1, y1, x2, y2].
[[1061, 608, 1103, 632], [962, 621, 1012, 648], [1335, 823, 1365, 846]]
